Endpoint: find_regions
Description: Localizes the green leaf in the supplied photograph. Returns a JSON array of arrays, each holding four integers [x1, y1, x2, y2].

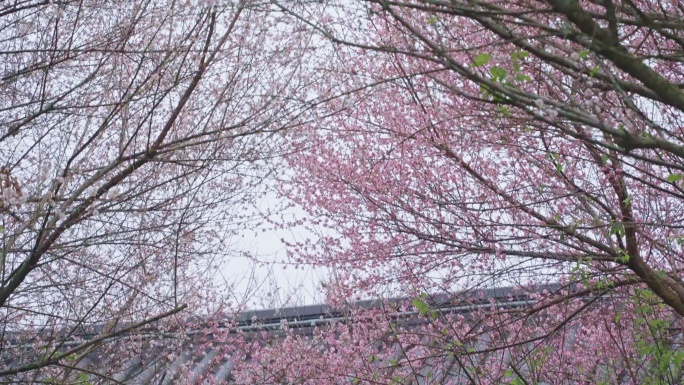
[[427, 16, 437, 25], [515, 74, 531, 82], [610, 222, 625, 237], [618, 252, 628, 263], [589, 66, 600, 77], [674, 351, 684, 367], [490, 66, 507, 81], [601, 154, 609, 165], [579, 50, 590, 59], [511, 378, 525, 385], [518, 51, 529, 59], [412, 298, 430, 315], [511, 57, 521, 72], [667, 173, 682, 182], [472, 53, 490, 67], [650, 318, 667, 329], [623, 195, 632, 206], [491, 92, 506, 103]]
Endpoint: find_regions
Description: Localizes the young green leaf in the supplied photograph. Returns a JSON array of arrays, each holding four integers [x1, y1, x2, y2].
[[667, 173, 682, 182], [412, 298, 430, 314], [472, 53, 490, 67], [489, 66, 507, 81]]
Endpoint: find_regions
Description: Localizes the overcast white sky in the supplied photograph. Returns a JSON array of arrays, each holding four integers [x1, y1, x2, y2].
[[216, 180, 329, 310]]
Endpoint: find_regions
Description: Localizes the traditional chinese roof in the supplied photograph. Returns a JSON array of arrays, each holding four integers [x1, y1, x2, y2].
[[1, 284, 590, 384]]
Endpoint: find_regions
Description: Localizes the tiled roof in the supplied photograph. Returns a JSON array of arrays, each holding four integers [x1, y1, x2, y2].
[[1, 285, 570, 384]]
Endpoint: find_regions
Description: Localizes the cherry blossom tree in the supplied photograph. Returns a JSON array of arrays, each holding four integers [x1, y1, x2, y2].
[[238, 0, 684, 383], [0, 0, 319, 381], [5, 0, 684, 383]]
